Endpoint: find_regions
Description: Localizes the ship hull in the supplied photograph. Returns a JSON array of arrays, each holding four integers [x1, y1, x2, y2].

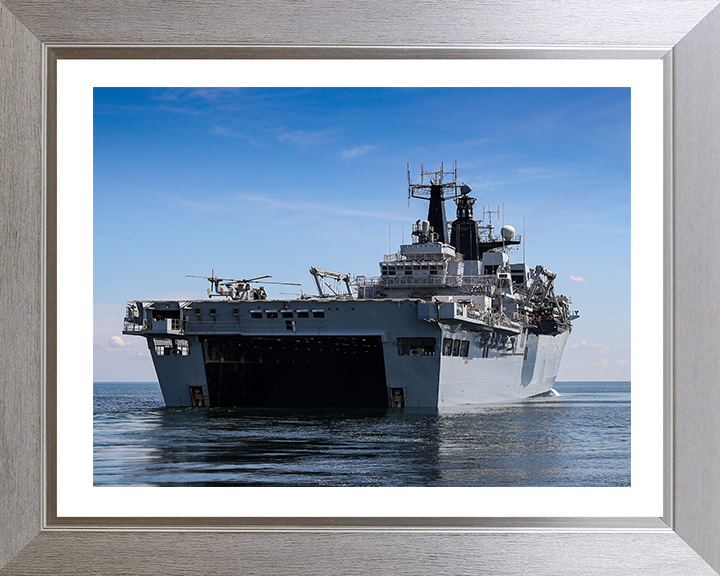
[[134, 298, 569, 409], [437, 332, 569, 407]]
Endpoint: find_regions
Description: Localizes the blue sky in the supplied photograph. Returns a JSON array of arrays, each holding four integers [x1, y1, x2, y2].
[[93, 87, 630, 382]]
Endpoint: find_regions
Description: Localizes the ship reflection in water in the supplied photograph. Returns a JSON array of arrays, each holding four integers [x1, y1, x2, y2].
[[93, 381, 629, 487]]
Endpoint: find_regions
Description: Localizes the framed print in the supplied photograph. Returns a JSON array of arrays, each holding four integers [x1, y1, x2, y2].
[[62, 61, 660, 519], [2, 1, 720, 574]]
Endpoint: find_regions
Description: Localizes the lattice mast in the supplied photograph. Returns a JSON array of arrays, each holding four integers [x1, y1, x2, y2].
[[407, 162, 466, 244]]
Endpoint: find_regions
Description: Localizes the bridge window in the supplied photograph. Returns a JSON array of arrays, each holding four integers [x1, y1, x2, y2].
[[442, 338, 453, 356], [297, 310, 309, 318], [250, 311, 262, 319], [153, 337, 190, 356], [312, 310, 325, 318], [452, 340, 461, 356], [152, 310, 180, 320], [176, 339, 190, 356], [194, 308, 201, 316], [460, 340, 470, 357], [281, 311, 294, 319], [153, 338, 172, 355], [265, 310, 278, 319], [397, 337, 436, 356], [232, 308, 240, 316], [209, 308, 217, 317]]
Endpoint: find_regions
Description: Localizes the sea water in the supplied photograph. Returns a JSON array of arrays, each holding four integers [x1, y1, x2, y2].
[[93, 381, 629, 487]]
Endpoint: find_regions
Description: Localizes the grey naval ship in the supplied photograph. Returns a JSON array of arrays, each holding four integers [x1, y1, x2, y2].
[[123, 164, 578, 409]]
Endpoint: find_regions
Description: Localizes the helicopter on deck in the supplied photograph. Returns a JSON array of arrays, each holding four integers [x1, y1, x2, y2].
[[186, 270, 301, 301]]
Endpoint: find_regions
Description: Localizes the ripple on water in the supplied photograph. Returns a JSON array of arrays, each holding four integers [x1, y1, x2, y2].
[[93, 381, 630, 487]]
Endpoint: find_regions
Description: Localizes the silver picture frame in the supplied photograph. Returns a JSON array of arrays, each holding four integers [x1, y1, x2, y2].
[[2, 1, 720, 574]]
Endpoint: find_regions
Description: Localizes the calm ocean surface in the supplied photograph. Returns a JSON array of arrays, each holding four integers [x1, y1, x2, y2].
[[93, 381, 630, 487]]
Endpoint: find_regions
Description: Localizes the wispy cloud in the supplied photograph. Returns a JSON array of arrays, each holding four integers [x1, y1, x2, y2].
[[278, 130, 334, 149], [187, 88, 241, 101], [341, 145, 374, 159], [458, 138, 493, 147], [470, 178, 518, 191], [569, 275, 589, 283], [571, 340, 614, 352], [516, 167, 570, 178], [153, 88, 241, 102], [106, 336, 132, 351], [171, 196, 230, 213], [210, 125, 261, 146], [142, 188, 406, 222], [233, 193, 404, 221], [211, 125, 246, 138], [461, 165, 578, 193], [93, 102, 204, 117]]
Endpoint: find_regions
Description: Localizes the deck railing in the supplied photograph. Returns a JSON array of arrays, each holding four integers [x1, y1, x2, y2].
[[355, 275, 498, 289], [122, 319, 147, 332], [383, 252, 458, 262]]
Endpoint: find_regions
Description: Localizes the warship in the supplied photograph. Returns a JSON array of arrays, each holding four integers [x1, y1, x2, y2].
[[123, 164, 578, 409]]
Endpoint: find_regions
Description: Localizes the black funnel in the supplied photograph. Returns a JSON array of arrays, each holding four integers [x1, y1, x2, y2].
[[427, 183, 447, 243]]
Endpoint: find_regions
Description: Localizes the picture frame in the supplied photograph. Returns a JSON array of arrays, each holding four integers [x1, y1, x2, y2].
[[2, 1, 719, 574]]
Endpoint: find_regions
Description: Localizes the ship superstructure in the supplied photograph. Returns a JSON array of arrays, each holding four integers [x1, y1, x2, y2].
[[123, 164, 578, 409]]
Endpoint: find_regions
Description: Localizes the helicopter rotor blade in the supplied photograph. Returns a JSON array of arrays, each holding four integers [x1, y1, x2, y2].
[[188, 273, 299, 286], [220, 280, 301, 287], [186, 274, 233, 282], [222, 275, 273, 283]]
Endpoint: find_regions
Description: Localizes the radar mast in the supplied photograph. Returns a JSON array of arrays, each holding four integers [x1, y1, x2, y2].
[[407, 162, 464, 244]]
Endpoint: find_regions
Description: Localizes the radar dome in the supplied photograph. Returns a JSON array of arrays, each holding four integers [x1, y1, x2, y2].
[[501, 225, 515, 240]]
